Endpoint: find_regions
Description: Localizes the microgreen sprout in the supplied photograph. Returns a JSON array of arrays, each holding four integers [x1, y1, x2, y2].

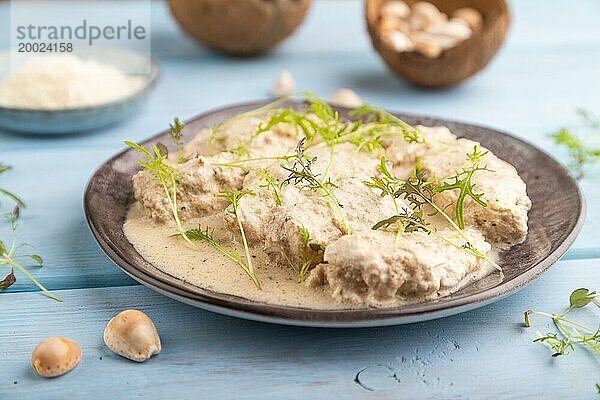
[[125, 140, 195, 249], [168, 117, 187, 163], [219, 189, 261, 289], [524, 288, 599, 391], [0, 208, 61, 301], [550, 109, 600, 179], [370, 167, 501, 274], [258, 169, 282, 206], [209, 96, 292, 152], [349, 103, 424, 144], [282, 139, 351, 234], [434, 164, 492, 230], [0, 164, 25, 209], [182, 223, 261, 289], [296, 225, 325, 283]]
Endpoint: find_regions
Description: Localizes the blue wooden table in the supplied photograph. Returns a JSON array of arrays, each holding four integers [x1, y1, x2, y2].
[[1, 1, 599, 398]]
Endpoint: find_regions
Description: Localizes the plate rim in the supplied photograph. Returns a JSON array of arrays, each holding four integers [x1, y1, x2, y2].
[[83, 99, 586, 327]]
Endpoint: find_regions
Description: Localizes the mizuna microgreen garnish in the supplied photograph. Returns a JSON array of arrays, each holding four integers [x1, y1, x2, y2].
[[168, 117, 187, 163], [211, 94, 427, 218], [372, 210, 428, 233], [551, 129, 600, 180], [365, 156, 408, 238], [218, 189, 261, 289], [181, 223, 261, 289], [128, 138, 262, 289], [466, 145, 488, 163], [125, 141, 194, 248], [0, 208, 61, 301], [209, 96, 292, 152], [231, 144, 250, 158], [296, 225, 325, 283], [349, 103, 424, 145], [370, 167, 501, 273], [550, 109, 600, 179], [524, 288, 599, 391], [211, 154, 294, 170], [258, 169, 282, 207], [365, 156, 404, 214], [282, 139, 351, 234], [0, 163, 25, 209], [255, 94, 423, 153], [434, 163, 492, 230]]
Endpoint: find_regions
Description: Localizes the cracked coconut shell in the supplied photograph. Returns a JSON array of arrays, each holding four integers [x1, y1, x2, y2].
[[168, 0, 312, 56], [366, 0, 510, 88]]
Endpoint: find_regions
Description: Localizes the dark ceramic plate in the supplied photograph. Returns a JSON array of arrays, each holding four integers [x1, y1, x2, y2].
[[84, 100, 585, 327]]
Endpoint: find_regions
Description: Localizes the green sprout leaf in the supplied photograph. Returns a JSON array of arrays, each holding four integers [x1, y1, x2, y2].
[[524, 287, 599, 392], [0, 163, 26, 209], [550, 110, 600, 180], [282, 139, 351, 234], [569, 288, 597, 309], [169, 117, 186, 162], [369, 163, 502, 273], [433, 147, 493, 230], [258, 169, 282, 207], [29, 255, 43, 265], [219, 189, 261, 289], [296, 225, 325, 283], [0, 165, 58, 300]]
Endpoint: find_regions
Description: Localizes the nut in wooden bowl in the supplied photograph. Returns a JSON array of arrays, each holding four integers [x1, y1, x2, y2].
[[366, 0, 510, 88], [168, 0, 312, 56]]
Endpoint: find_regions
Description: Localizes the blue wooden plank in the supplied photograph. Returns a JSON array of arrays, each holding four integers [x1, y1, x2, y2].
[[0, 147, 136, 293], [0, 258, 598, 400]]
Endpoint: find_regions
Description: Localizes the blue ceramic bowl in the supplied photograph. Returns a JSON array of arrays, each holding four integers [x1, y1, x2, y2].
[[0, 47, 159, 135]]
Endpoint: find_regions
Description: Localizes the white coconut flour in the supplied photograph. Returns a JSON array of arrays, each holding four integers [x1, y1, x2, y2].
[[0, 54, 145, 109]]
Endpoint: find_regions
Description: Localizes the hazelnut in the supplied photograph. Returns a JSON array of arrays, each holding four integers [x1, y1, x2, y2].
[[380, 1, 410, 19], [31, 337, 82, 378], [329, 89, 363, 109], [452, 7, 483, 31], [103, 310, 161, 362], [272, 70, 296, 97]]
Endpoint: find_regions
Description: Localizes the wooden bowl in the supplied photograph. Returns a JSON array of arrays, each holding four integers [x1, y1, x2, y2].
[[168, 0, 312, 56], [365, 0, 511, 88]]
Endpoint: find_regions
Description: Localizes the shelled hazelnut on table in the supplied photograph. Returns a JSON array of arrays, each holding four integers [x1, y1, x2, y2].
[[378, 1, 483, 58]]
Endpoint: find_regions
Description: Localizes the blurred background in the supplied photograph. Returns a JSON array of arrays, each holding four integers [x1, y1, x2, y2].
[[0, 0, 598, 142]]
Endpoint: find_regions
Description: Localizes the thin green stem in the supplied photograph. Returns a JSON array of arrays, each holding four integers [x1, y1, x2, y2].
[[235, 209, 260, 289], [321, 184, 351, 235], [7, 259, 62, 301], [0, 188, 26, 208], [425, 199, 501, 273], [529, 310, 595, 333], [161, 178, 195, 248], [322, 146, 336, 183], [212, 155, 294, 168]]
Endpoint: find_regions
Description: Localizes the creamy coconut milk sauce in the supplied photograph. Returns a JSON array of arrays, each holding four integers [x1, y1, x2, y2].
[[124, 204, 357, 309], [124, 203, 498, 309]]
